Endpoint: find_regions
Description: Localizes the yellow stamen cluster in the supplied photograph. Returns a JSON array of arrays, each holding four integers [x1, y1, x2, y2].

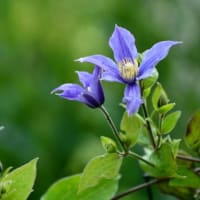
[[118, 58, 138, 82]]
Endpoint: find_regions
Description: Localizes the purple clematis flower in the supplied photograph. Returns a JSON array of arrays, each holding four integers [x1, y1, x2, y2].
[[51, 66, 104, 108], [77, 25, 181, 115]]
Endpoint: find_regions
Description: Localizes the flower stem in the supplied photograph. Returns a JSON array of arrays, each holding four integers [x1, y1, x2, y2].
[[99, 106, 127, 153], [177, 155, 200, 163], [141, 102, 156, 149], [128, 151, 155, 167], [111, 179, 167, 200]]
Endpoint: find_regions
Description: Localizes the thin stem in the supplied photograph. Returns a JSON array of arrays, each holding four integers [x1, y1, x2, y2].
[[111, 179, 166, 200], [144, 174, 153, 200], [99, 106, 127, 153], [128, 151, 155, 167], [177, 155, 200, 163], [142, 102, 156, 149]]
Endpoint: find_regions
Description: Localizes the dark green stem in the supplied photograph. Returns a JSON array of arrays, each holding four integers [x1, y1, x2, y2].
[[128, 151, 155, 167], [111, 179, 166, 200], [141, 102, 156, 149], [99, 106, 127, 153], [177, 155, 200, 163]]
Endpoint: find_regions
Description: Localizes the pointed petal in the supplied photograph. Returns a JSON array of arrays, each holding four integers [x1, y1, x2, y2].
[[123, 84, 142, 116], [76, 71, 92, 87], [90, 66, 105, 105], [138, 41, 182, 80], [51, 83, 83, 101], [77, 55, 118, 72], [102, 71, 124, 83], [109, 25, 138, 62]]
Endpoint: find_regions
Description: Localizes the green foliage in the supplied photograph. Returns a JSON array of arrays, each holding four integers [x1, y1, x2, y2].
[[141, 69, 159, 98], [169, 166, 200, 188], [101, 136, 117, 153], [161, 111, 181, 134], [152, 82, 169, 111], [157, 103, 176, 114], [0, 158, 38, 200], [78, 153, 122, 193], [120, 112, 145, 148], [41, 174, 119, 200], [141, 142, 177, 178], [185, 109, 200, 150]]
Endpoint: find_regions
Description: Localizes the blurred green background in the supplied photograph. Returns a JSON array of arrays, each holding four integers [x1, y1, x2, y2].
[[0, 0, 200, 199]]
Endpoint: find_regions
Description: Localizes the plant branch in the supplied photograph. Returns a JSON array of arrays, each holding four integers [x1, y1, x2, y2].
[[99, 106, 127, 153], [177, 155, 200, 163], [128, 151, 155, 167], [111, 179, 167, 200], [141, 102, 156, 149]]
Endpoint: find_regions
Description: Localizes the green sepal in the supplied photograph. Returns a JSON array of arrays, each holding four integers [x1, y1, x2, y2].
[[120, 112, 145, 148], [185, 109, 200, 151], [101, 136, 117, 153], [78, 153, 122, 193], [161, 111, 181, 134]]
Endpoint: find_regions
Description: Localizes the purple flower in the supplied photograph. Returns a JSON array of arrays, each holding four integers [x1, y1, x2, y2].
[[77, 25, 181, 115], [51, 66, 104, 108]]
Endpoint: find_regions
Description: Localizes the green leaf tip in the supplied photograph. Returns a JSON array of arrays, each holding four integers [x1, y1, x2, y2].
[[0, 158, 38, 200], [78, 153, 122, 193], [161, 111, 181, 134]]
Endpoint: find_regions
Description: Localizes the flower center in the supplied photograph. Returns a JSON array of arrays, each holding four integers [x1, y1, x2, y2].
[[118, 58, 138, 82]]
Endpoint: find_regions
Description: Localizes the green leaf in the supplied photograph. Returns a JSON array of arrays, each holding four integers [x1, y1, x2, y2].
[[152, 83, 169, 110], [157, 103, 176, 114], [41, 174, 119, 200], [0, 158, 38, 200], [142, 69, 159, 98], [100, 136, 117, 153], [185, 109, 200, 150], [171, 139, 181, 158], [41, 174, 79, 200], [141, 142, 177, 178], [78, 153, 122, 193], [161, 111, 181, 134], [142, 69, 159, 89], [120, 112, 144, 147], [169, 166, 200, 188]]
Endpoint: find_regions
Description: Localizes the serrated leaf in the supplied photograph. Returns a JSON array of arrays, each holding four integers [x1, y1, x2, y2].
[[120, 112, 144, 147], [41, 174, 119, 200], [78, 153, 122, 193], [140, 143, 177, 178], [1, 158, 38, 200], [157, 103, 176, 114], [169, 166, 200, 188], [161, 111, 181, 134], [185, 110, 200, 150]]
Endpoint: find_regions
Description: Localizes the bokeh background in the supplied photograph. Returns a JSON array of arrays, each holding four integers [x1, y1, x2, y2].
[[0, 0, 200, 199]]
